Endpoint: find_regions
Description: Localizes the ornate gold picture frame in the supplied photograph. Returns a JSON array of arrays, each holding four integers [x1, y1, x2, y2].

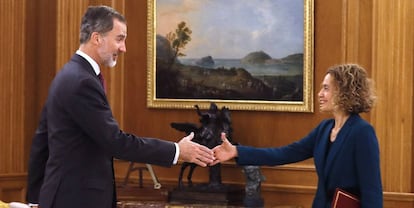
[[147, 0, 314, 112]]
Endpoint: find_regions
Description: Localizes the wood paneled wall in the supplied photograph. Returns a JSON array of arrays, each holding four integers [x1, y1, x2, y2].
[[0, 0, 414, 207], [371, 0, 414, 192], [0, 0, 28, 174]]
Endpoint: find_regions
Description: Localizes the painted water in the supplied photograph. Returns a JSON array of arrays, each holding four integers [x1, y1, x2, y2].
[[179, 58, 303, 76]]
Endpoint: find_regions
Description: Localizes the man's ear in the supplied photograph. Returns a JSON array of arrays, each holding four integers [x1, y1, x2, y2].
[[91, 32, 100, 45]]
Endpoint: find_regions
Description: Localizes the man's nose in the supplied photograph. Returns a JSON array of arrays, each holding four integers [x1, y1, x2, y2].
[[120, 42, 126, 53]]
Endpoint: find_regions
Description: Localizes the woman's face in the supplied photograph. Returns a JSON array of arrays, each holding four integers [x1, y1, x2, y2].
[[318, 73, 337, 113]]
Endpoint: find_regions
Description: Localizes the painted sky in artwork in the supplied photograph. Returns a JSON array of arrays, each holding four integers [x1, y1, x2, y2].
[[156, 0, 304, 59]]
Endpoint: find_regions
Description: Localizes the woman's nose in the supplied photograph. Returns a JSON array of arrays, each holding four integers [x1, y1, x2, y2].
[[317, 89, 323, 97]]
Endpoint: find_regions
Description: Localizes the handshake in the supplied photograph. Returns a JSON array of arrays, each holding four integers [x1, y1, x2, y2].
[[177, 132, 237, 167]]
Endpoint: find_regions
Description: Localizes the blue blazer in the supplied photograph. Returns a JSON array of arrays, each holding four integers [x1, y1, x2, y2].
[[236, 114, 383, 208], [27, 54, 176, 208]]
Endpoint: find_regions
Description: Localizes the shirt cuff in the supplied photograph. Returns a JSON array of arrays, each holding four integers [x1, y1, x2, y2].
[[173, 142, 180, 164]]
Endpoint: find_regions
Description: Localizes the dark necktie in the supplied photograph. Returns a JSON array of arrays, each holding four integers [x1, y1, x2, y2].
[[97, 73, 107, 93]]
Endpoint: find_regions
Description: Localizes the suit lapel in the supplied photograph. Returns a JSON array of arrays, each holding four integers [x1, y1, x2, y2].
[[323, 114, 358, 178], [314, 122, 332, 175], [72, 54, 96, 76], [71, 54, 106, 95]]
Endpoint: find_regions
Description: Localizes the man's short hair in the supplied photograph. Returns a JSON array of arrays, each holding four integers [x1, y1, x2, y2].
[[79, 5, 126, 44]]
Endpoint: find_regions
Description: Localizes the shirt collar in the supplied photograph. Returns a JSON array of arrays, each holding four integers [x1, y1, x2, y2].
[[76, 50, 100, 76]]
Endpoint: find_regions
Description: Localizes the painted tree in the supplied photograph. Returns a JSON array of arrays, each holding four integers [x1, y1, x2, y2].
[[166, 21, 192, 70]]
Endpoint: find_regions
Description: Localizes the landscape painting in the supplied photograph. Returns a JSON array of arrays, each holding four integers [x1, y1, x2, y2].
[[147, 0, 314, 112]]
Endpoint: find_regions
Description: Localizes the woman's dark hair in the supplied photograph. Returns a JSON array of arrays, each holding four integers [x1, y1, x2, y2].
[[79, 5, 126, 44]]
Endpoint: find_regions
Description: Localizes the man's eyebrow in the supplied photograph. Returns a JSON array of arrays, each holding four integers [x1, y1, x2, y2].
[[117, 34, 126, 38]]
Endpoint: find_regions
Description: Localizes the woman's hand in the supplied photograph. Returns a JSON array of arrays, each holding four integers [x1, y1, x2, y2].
[[211, 132, 238, 165]]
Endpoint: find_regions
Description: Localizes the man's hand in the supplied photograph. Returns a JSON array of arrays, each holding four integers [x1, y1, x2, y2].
[[211, 132, 238, 165], [177, 132, 215, 167]]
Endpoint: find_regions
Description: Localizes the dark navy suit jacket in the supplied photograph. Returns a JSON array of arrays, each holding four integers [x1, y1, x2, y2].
[[236, 114, 383, 208], [27, 54, 176, 208]]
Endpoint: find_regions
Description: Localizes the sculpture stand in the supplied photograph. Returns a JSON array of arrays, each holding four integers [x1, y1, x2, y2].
[[118, 162, 167, 202], [122, 162, 161, 189], [242, 166, 266, 208], [168, 183, 244, 206], [244, 196, 264, 208]]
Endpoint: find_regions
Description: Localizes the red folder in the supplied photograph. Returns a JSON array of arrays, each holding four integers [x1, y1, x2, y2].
[[331, 188, 360, 208]]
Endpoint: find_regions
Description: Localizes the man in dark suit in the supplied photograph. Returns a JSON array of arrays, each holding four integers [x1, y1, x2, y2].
[[26, 5, 214, 208]]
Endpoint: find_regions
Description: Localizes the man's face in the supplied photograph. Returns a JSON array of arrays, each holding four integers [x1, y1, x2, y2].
[[97, 19, 127, 68]]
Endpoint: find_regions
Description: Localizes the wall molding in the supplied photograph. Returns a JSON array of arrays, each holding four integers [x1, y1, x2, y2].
[[0, 173, 27, 203]]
